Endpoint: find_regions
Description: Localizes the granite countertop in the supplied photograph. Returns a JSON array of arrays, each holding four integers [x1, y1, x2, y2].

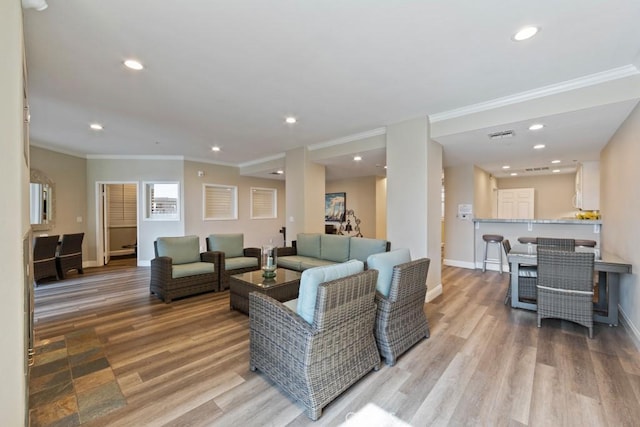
[[473, 218, 602, 225]]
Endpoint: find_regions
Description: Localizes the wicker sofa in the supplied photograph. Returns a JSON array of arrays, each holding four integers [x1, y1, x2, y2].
[[276, 233, 389, 272], [150, 236, 219, 303], [249, 261, 380, 420]]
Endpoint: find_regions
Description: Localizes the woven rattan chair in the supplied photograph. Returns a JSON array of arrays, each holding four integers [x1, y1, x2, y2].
[[537, 248, 595, 338], [150, 236, 219, 302], [503, 239, 538, 304], [249, 269, 380, 420], [537, 237, 575, 251], [56, 233, 84, 279], [372, 258, 431, 366], [206, 234, 260, 291], [33, 235, 60, 283]]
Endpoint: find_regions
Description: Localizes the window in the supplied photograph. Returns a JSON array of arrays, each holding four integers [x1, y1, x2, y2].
[[108, 184, 137, 227], [203, 184, 238, 220], [250, 187, 277, 219], [144, 182, 179, 221]]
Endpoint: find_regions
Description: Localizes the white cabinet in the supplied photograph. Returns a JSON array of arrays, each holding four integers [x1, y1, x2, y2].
[[574, 161, 600, 211]]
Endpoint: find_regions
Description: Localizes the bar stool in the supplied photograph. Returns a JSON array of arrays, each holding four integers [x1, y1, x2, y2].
[[482, 234, 504, 273]]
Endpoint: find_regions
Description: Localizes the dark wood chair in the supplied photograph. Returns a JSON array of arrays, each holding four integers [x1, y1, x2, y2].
[[56, 233, 84, 279], [33, 235, 60, 283]]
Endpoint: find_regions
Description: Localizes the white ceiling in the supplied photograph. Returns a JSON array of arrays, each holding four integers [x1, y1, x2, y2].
[[23, 0, 640, 180]]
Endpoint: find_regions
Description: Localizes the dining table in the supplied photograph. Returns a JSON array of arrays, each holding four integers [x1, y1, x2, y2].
[[507, 243, 632, 326]]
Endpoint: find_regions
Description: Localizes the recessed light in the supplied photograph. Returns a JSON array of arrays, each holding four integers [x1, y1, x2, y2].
[[353, 156, 362, 161], [529, 123, 544, 131], [552, 169, 561, 173], [384, 165, 387, 169], [502, 165, 511, 170], [276, 170, 284, 175], [513, 26, 539, 41], [510, 172, 518, 176], [124, 59, 144, 70], [211, 146, 221, 152], [533, 144, 546, 150], [551, 159, 561, 164], [89, 123, 103, 131], [285, 116, 297, 124]]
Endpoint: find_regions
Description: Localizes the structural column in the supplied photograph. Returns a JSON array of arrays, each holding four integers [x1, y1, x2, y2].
[[285, 147, 325, 244], [386, 117, 443, 299]]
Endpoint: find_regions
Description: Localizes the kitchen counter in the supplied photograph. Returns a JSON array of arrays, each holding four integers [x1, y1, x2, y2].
[[472, 218, 601, 271]]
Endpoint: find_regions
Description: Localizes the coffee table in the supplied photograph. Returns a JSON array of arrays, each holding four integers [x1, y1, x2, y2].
[[229, 268, 302, 315]]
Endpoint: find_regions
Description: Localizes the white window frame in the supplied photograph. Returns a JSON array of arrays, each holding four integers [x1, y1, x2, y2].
[[143, 181, 180, 221], [250, 187, 277, 219], [203, 183, 238, 220]]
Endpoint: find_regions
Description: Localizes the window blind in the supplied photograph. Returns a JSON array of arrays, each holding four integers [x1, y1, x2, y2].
[[251, 187, 276, 219], [204, 184, 237, 220]]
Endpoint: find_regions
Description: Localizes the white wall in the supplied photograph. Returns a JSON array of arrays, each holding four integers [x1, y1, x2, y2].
[[0, 1, 28, 423], [601, 103, 640, 341]]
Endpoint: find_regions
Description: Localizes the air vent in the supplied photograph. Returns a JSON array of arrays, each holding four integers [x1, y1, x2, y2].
[[525, 166, 550, 172], [488, 130, 515, 140]]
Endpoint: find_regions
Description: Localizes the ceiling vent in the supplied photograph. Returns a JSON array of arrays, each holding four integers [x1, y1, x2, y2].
[[488, 130, 515, 140], [525, 166, 550, 172]]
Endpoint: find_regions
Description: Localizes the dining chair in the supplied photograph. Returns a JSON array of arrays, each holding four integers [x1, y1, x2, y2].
[[536, 237, 575, 251], [56, 233, 84, 279], [503, 239, 537, 304], [33, 235, 60, 283], [536, 247, 595, 338]]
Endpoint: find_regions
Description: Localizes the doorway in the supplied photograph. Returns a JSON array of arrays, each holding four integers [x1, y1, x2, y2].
[[97, 182, 139, 266]]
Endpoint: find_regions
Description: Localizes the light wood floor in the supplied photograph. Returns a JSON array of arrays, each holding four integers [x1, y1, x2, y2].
[[29, 263, 640, 426]]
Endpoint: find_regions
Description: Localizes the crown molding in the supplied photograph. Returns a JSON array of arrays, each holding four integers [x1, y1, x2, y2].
[[183, 156, 237, 167], [30, 142, 87, 159], [238, 152, 286, 168], [308, 127, 387, 151], [430, 65, 640, 122], [86, 154, 184, 160]]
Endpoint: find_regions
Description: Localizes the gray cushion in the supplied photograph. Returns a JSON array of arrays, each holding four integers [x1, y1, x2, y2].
[[296, 233, 321, 258], [171, 261, 214, 279], [277, 256, 303, 271], [350, 237, 388, 263], [367, 248, 412, 297], [225, 256, 259, 271], [296, 260, 364, 324], [156, 236, 201, 265], [299, 258, 337, 270], [320, 234, 350, 262], [208, 234, 244, 258], [519, 265, 538, 278]]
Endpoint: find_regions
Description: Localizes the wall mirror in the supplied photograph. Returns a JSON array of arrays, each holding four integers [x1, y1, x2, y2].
[[30, 169, 55, 231]]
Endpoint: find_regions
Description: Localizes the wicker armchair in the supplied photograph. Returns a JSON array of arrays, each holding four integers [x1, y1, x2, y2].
[[150, 236, 219, 302], [537, 248, 595, 338], [56, 233, 84, 279], [33, 235, 60, 283], [537, 237, 575, 251], [368, 252, 431, 366], [249, 269, 380, 420], [503, 239, 538, 304], [206, 234, 260, 291]]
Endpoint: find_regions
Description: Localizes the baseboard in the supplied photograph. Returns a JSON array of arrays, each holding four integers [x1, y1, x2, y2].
[[138, 259, 150, 267], [619, 304, 640, 351], [443, 259, 475, 270], [426, 283, 443, 302], [110, 249, 135, 256], [82, 260, 100, 268]]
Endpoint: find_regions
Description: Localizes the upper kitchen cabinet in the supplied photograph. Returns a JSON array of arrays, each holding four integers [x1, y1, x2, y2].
[[574, 161, 600, 211]]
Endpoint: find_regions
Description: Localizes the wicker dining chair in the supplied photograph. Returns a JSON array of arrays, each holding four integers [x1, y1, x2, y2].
[[503, 239, 538, 304], [249, 269, 380, 420], [56, 233, 84, 279], [366, 251, 431, 366], [33, 235, 60, 283], [536, 247, 595, 338], [537, 237, 575, 251]]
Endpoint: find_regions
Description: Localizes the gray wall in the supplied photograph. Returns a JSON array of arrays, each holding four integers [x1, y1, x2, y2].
[[443, 164, 476, 268], [326, 176, 377, 238]]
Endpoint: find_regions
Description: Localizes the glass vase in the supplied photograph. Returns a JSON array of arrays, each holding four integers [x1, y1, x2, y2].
[[261, 245, 277, 278]]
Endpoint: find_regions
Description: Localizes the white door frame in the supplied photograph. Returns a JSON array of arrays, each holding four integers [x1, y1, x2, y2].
[[95, 181, 139, 266]]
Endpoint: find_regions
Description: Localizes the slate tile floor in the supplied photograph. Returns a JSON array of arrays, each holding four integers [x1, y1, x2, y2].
[[29, 328, 126, 426]]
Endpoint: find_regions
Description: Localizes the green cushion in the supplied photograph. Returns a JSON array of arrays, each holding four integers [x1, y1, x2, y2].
[[299, 258, 337, 270], [320, 234, 350, 262], [171, 261, 214, 279], [277, 256, 303, 271], [296, 260, 364, 324], [225, 256, 259, 270], [296, 233, 321, 258], [349, 237, 388, 263], [367, 248, 411, 297], [156, 236, 201, 265], [208, 234, 244, 258]]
